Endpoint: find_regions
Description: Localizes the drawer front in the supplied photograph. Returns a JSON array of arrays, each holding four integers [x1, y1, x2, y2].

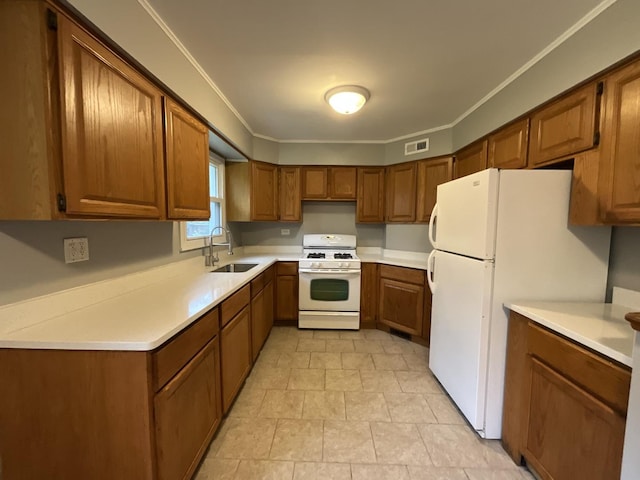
[[221, 284, 250, 327], [153, 307, 218, 391], [527, 323, 631, 414], [251, 272, 265, 297], [276, 261, 298, 276], [379, 264, 425, 285]]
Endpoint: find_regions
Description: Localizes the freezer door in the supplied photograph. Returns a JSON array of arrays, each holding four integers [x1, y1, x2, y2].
[[428, 250, 494, 434], [430, 168, 499, 260]]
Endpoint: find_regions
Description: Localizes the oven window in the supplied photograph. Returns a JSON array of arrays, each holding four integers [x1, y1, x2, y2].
[[310, 279, 349, 301]]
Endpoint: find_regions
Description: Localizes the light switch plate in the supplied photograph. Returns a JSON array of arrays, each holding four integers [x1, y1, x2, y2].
[[280, 229, 290, 236], [64, 237, 89, 263]]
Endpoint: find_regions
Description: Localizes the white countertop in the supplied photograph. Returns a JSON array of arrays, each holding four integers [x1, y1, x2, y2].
[[506, 300, 637, 367]]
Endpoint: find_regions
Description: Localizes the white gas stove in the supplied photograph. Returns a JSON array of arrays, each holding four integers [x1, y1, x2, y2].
[[298, 234, 361, 330]]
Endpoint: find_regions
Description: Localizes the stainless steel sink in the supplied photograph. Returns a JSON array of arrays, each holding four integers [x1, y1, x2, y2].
[[211, 263, 258, 273]]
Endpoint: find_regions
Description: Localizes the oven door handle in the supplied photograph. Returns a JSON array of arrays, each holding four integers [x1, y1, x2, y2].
[[299, 268, 362, 274]]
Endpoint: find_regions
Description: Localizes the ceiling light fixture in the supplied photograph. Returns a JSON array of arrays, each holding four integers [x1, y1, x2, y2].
[[325, 85, 370, 115]]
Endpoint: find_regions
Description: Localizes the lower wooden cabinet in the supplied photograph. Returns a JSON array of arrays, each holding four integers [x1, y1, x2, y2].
[[275, 261, 299, 324], [360, 263, 379, 328], [251, 267, 275, 360], [220, 304, 252, 413], [378, 264, 425, 336]]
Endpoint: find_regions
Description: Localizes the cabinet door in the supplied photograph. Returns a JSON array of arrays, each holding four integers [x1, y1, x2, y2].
[[416, 156, 453, 222], [58, 16, 165, 218], [454, 140, 488, 179], [155, 338, 221, 480], [279, 166, 301, 221], [221, 306, 252, 413], [329, 167, 357, 199], [251, 287, 265, 361], [302, 167, 328, 199], [598, 60, 640, 224], [276, 274, 299, 322], [164, 98, 210, 220], [264, 279, 274, 333], [528, 82, 601, 167], [360, 263, 378, 328], [251, 161, 278, 221], [524, 358, 625, 480], [356, 167, 385, 223], [386, 162, 417, 222], [378, 277, 424, 336], [488, 119, 529, 169]]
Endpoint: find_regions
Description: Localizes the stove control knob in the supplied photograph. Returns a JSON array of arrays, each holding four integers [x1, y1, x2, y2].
[[344, 262, 350, 268], [338, 262, 344, 268], [312, 262, 319, 268]]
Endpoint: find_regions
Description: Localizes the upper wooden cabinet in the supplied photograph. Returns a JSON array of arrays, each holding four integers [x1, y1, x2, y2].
[[227, 160, 278, 221], [488, 119, 529, 169], [454, 140, 488, 179], [416, 156, 453, 222], [302, 166, 357, 200], [279, 167, 302, 222], [356, 167, 385, 223], [597, 60, 640, 224], [528, 82, 602, 167], [386, 162, 417, 222], [164, 98, 210, 220]]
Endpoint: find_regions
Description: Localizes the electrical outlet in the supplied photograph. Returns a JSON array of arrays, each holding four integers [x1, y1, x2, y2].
[[280, 229, 290, 236], [64, 237, 89, 263]]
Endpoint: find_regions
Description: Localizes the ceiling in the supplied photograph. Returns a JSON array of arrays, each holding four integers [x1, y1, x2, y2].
[[146, 0, 607, 143]]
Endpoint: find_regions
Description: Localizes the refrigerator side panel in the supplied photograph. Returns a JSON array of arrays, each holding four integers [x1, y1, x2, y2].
[[433, 168, 499, 260], [429, 250, 495, 434]]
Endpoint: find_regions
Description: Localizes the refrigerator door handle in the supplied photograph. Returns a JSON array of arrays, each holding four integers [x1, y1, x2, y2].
[[426, 249, 437, 293], [428, 203, 438, 249]]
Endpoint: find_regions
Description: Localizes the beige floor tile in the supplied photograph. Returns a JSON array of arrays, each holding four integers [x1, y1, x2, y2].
[[371, 422, 432, 466], [385, 392, 437, 423], [411, 343, 430, 358], [417, 424, 490, 468], [464, 468, 529, 480], [342, 352, 375, 370], [424, 394, 466, 424], [403, 353, 430, 371], [395, 371, 442, 393], [364, 330, 394, 340], [309, 352, 342, 369], [481, 440, 522, 469], [215, 418, 277, 460], [372, 353, 410, 370], [232, 460, 294, 480], [325, 339, 356, 352], [262, 337, 299, 353], [277, 352, 311, 368], [312, 330, 342, 339], [380, 340, 416, 355], [338, 330, 368, 340], [345, 391, 391, 421], [296, 339, 326, 352], [360, 370, 402, 392], [226, 388, 266, 418], [407, 465, 468, 479], [292, 462, 352, 480], [302, 391, 346, 420], [288, 368, 325, 390], [253, 350, 280, 368], [353, 339, 385, 353], [244, 367, 291, 390], [270, 419, 323, 461], [351, 463, 410, 480], [326, 369, 363, 391], [286, 328, 315, 339], [322, 420, 376, 463], [258, 390, 305, 419], [195, 458, 239, 480]]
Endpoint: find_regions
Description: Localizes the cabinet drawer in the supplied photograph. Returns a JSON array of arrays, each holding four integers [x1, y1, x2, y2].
[[221, 284, 250, 328], [379, 264, 425, 285], [251, 272, 265, 297], [152, 308, 218, 391], [277, 261, 298, 276], [527, 323, 631, 414]]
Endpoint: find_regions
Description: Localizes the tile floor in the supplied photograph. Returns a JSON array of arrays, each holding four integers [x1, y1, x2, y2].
[[195, 327, 535, 480]]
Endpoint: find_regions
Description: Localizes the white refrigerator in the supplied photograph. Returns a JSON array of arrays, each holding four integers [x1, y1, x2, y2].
[[426, 168, 611, 439]]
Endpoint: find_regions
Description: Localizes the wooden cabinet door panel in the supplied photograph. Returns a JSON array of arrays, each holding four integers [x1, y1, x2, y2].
[[251, 287, 265, 361], [454, 140, 488, 179], [386, 162, 417, 222], [378, 278, 423, 336], [488, 119, 529, 169], [329, 167, 357, 199], [598, 60, 640, 223], [154, 338, 221, 480], [416, 156, 453, 222], [356, 167, 385, 223], [276, 274, 298, 321], [302, 167, 328, 199], [528, 82, 600, 166], [58, 17, 165, 218], [264, 280, 274, 333], [164, 98, 209, 220], [221, 306, 252, 413], [524, 358, 625, 480], [279, 166, 301, 221], [251, 161, 278, 221], [360, 263, 378, 328]]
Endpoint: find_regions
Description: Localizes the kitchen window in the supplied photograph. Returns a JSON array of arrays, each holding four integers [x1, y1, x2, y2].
[[179, 154, 226, 251]]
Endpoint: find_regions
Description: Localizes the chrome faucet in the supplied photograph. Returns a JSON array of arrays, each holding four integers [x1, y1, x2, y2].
[[205, 225, 233, 267]]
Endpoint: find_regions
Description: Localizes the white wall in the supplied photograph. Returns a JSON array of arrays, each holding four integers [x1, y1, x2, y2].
[[277, 143, 386, 166]]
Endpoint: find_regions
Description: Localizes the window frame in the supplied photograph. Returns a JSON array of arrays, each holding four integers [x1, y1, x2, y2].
[[179, 153, 226, 252]]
